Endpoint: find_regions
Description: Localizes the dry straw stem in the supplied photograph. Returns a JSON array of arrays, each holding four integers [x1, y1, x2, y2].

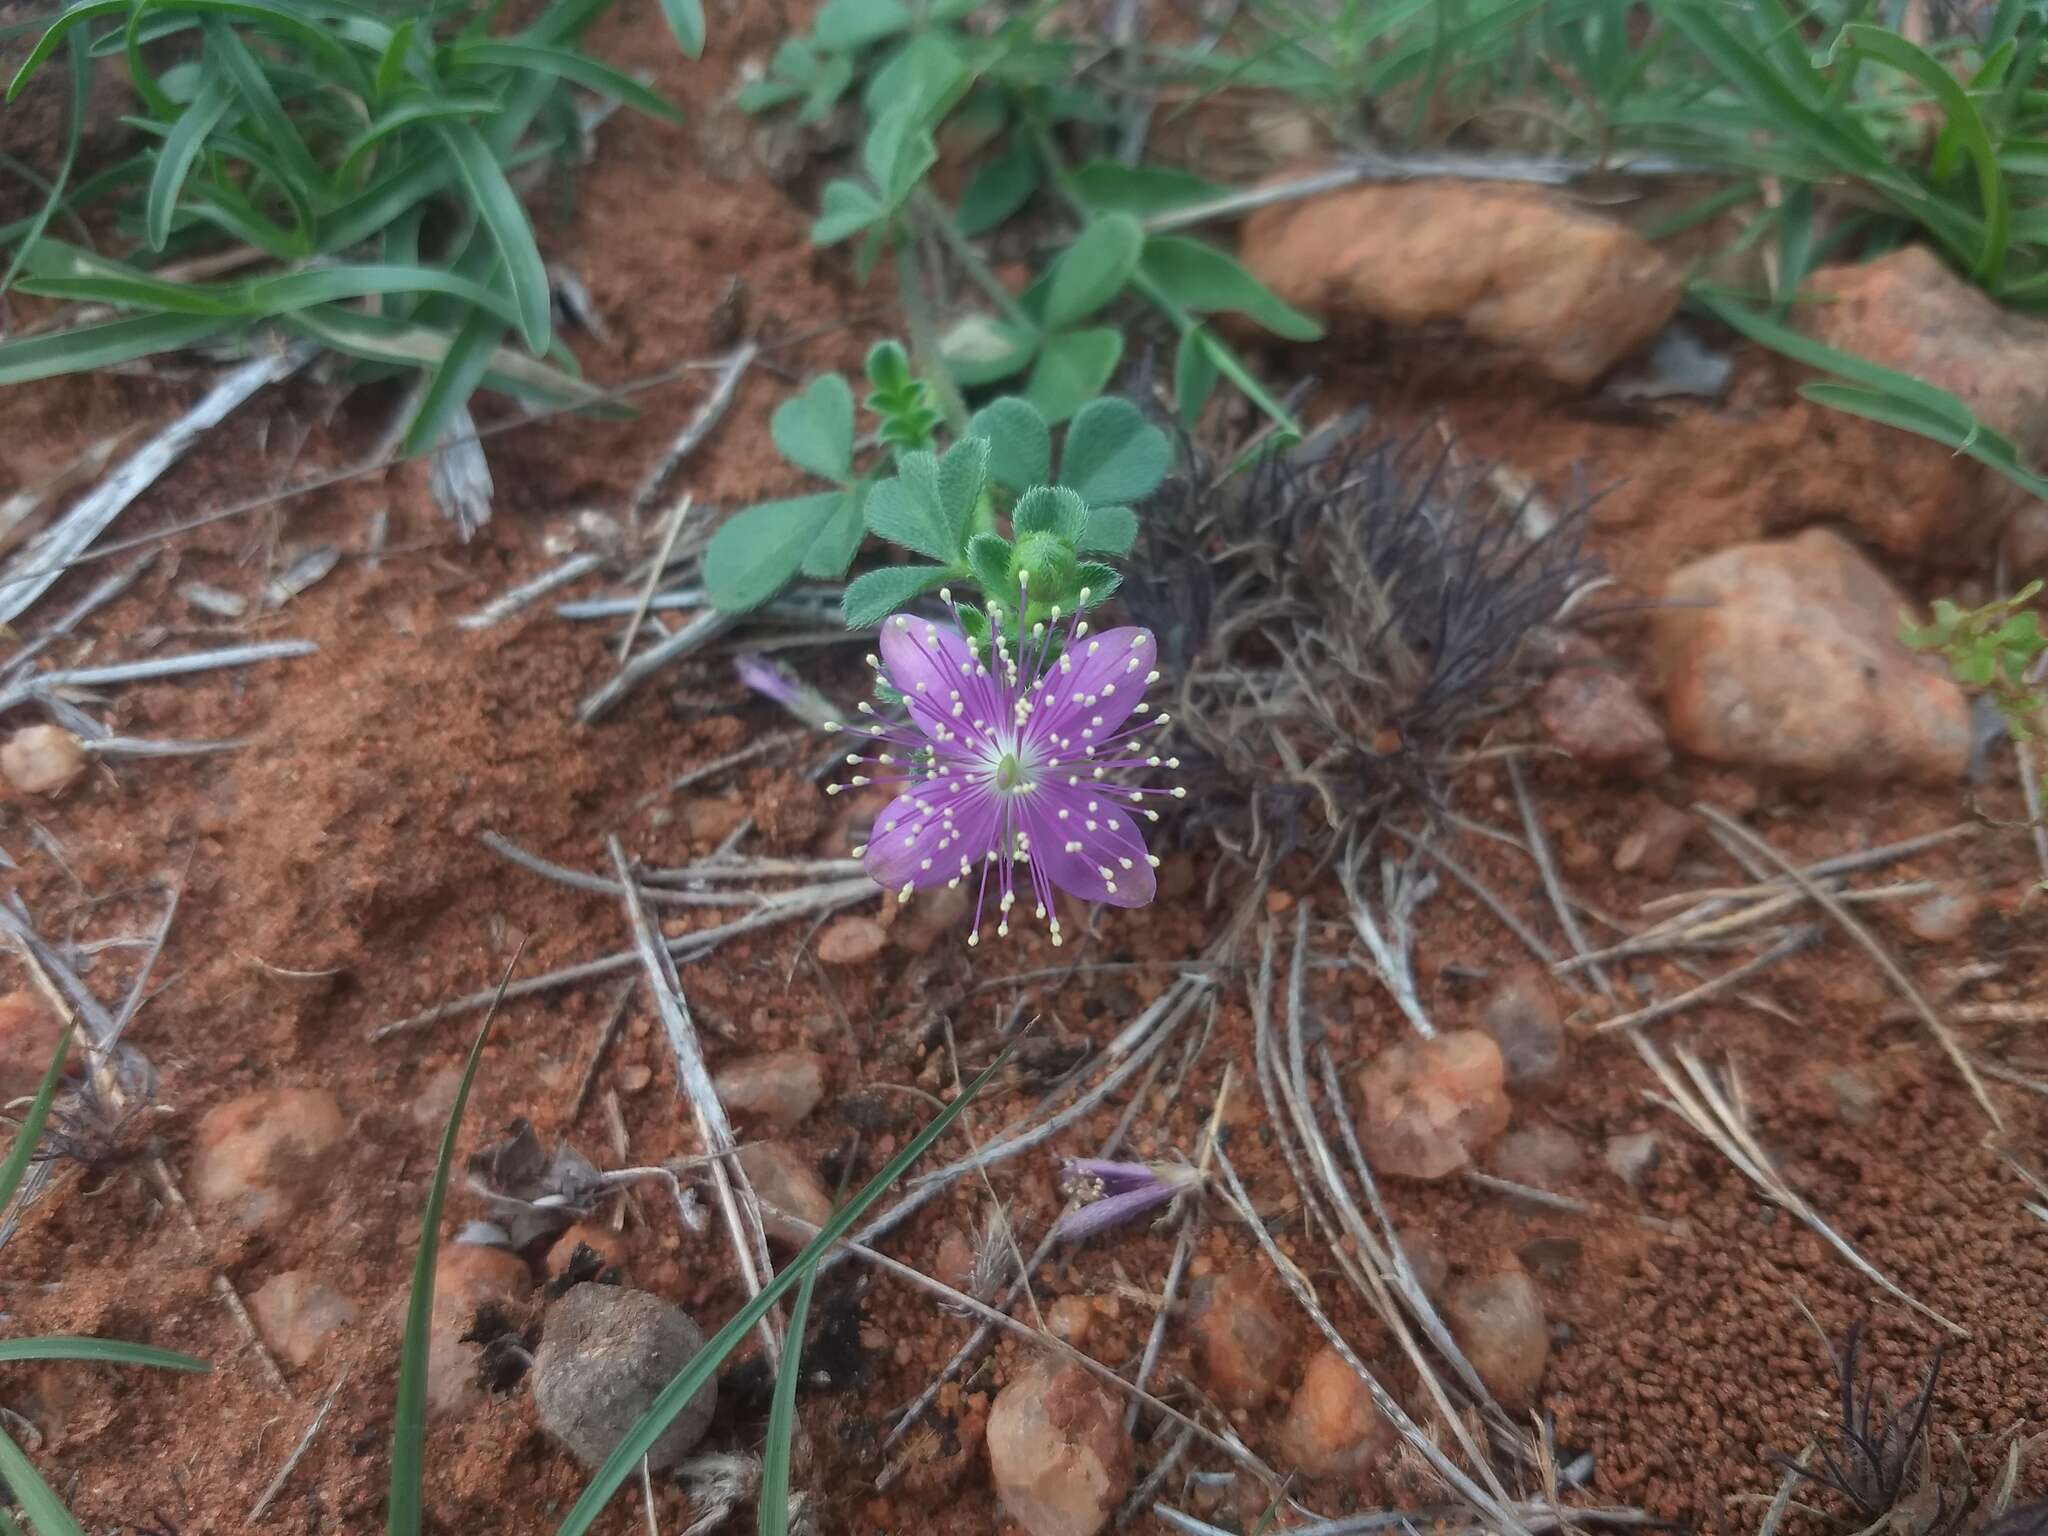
[[577, 608, 737, 722], [247, 1366, 349, 1522], [456, 552, 605, 630], [1339, 835, 1437, 1037], [1693, 805, 2001, 1133], [617, 493, 696, 663], [1591, 926, 1818, 1033], [607, 837, 780, 1365], [1634, 1037, 1964, 1338], [627, 341, 757, 521]]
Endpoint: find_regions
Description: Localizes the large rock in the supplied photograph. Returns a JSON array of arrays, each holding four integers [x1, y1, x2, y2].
[[533, 1284, 716, 1471], [1355, 1031, 1511, 1180], [987, 1359, 1133, 1536], [1651, 529, 1970, 784], [1803, 246, 2047, 563], [1241, 180, 1680, 386], [713, 1050, 828, 1131], [190, 1089, 349, 1231]]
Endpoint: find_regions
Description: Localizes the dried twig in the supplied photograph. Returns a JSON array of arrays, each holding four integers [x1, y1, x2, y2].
[[1591, 927, 1817, 1033], [617, 495, 695, 662], [1339, 835, 1438, 1037], [455, 553, 605, 631], [628, 342, 757, 520], [1694, 806, 2001, 1132], [0, 639, 318, 714], [578, 610, 736, 723], [247, 1367, 349, 1522]]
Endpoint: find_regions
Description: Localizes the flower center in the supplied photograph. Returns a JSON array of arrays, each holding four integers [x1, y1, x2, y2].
[[993, 747, 1032, 793]]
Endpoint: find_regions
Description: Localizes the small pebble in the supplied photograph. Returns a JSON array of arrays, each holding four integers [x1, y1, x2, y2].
[[987, 1358, 1132, 1536], [1825, 1068, 1884, 1129], [1047, 1295, 1094, 1348], [1478, 971, 1567, 1090], [713, 1050, 827, 1130], [890, 883, 971, 955], [0, 725, 85, 796], [1445, 1265, 1550, 1410], [1391, 1223, 1449, 1300], [1905, 889, 1979, 945], [409, 1066, 464, 1130], [617, 1063, 654, 1093], [428, 1242, 533, 1417], [736, 1140, 834, 1246], [1356, 1031, 1512, 1180], [249, 1271, 355, 1367], [1611, 803, 1694, 879], [1189, 1262, 1296, 1408], [817, 915, 887, 965], [533, 1284, 716, 1470], [1486, 1125, 1584, 1189], [190, 1089, 348, 1231], [1278, 1347, 1390, 1483], [1602, 1131, 1661, 1190]]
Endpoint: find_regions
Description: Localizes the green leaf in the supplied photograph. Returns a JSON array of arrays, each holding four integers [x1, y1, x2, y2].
[[812, 0, 912, 50], [552, 1049, 1007, 1536], [374, 18, 417, 98], [1074, 561, 1122, 605], [965, 396, 1050, 494], [431, 120, 551, 353], [204, 17, 324, 196], [0, 312, 228, 385], [812, 179, 882, 245], [389, 1004, 497, 1536], [24, 263, 529, 328], [843, 563, 951, 627], [1174, 326, 1219, 428], [6, 0, 125, 100], [0, 1024, 70, 1216], [757, 1258, 816, 1536], [1077, 504, 1136, 556], [861, 99, 936, 209], [1069, 159, 1225, 217], [1139, 236, 1322, 341], [0, 29, 85, 299], [799, 483, 869, 579], [956, 136, 1039, 236], [939, 314, 1037, 388], [658, 0, 705, 56], [964, 532, 1014, 596], [1013, 485, 1086, 543], [1059, 396, 1169, 506], [1025, 329, 1122, 426], [0, 1420, 85, 1536], [454, 41, 683, 123], [704, 493, 845, 612], [935, 436, 990, 549], [145, 70, 233, 251], [772, 373, 856, 482], [1042, 212, 1142, 330], [399, 304, 504, 459], [0, 1338, 207, 1371]]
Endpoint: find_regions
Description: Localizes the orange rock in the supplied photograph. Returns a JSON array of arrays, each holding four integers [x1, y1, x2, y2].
[[816, 914, 886, 965], [1, 725, 85, 795], [1445, 1265, 1550, 1410], [736, 1141, 833, 1246], [1356, 1031, 1511, 1180], [427, 1243, 532, 1417], [713, 1050, 828, 1130], [987, 1358, 1132, 1536], [1189, 1262, 1296, 1409], [189, 1089, 348, 1230], [547, 1221, 632, 1282], [249, 1271, 355, 1367], [1278, 1347, 1392, 1483]]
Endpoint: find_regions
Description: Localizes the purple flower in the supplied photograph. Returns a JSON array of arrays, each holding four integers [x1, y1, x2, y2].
[[1050, 1158, 1203, 1242], [828, 596, 1180, 945], [735, 654, 840, 731]]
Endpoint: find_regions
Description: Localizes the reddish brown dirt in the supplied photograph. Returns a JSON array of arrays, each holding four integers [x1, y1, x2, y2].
[[3, 9, 2048, 1536]]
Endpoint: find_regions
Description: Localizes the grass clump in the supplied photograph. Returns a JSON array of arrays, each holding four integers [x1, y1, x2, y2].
[[0, 0, 704, 456]]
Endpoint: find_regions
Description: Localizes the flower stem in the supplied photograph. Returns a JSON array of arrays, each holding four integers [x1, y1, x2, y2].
[[917, 189, 1039, 334], [894, 236, 969, 437]]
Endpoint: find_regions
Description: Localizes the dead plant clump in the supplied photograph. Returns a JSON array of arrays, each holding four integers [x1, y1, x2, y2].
[[1121, 412, 1600, 868]]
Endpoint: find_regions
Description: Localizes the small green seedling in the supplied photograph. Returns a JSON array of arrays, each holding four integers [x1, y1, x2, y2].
[[1902, 581, 2047, 740]]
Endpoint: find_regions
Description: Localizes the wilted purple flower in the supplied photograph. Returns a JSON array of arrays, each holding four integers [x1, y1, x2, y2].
[[827, 593, 1181, 946], [735, 653, 841, 732], [1050, 1158, 1203, 1242]]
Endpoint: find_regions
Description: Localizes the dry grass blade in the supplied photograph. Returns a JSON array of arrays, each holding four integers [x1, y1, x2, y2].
[[1693, 805, 2001, 1132], [1591, 926, 1817, 1033], [1339, 835, 1438, 1037], [1634, 1038, 1964, 1338]]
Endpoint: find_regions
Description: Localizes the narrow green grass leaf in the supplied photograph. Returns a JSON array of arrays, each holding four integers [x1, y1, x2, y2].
[[0, 1421, 86, 1536], [0, 1338, 208, 1371], [430, 120, 550, 353], [400, 302, 506, 458], [145, 71, 235, 251], [0, 29, 85, 298], [0, 1025, 70, 1215], [554, 1052, 1008, 1536], [4, 0, 123, 99], [454, 40, 682, 122], [389, 992, 504, 1536], [0, 312, 228, 385], [204, 16, 325, 200], [20, 264, 529, 329], [1803, 381, 2048, 499], [376, 18, 418, 98], [658, 0, 705, 58], [757, 1264, 817, 1536], [280, 304, 607, 408], [1840, 23, 2009, 284]]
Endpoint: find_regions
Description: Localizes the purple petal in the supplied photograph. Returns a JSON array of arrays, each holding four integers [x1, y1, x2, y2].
[[1020, 787, 1156, 909], [879, 616, 986, 746], [1050, 1182, 1178, 1242], [734, 654, 799, 708], [863, 783, 999, 894], [1026, 626, 1156, 755], [1064, 1158, 1161, 1190]]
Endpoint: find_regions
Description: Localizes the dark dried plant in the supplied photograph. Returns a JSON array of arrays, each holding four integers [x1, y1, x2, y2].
[[1119, 416, 1599, 867], [1768, 1321, 1971, 1536]]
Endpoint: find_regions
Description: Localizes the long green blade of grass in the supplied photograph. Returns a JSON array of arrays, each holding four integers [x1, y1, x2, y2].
[[144, 69, 234, 251], [454, 40, 682, 122], [0, 312, 227, 385], [0, 1421, 86, 1536], [4, 0, 125, 100], [388, 978, 507, 1536], [756, 1264, 817, 1536], [0, 30, 86, 299], [0, 1025, 70, 1215], [20, 263, 531, 327], [0, 1338, 209, 1371], [429, 120, 550, 353], [204, 15, 326, 200], [554, 1050, 1008, 1536]]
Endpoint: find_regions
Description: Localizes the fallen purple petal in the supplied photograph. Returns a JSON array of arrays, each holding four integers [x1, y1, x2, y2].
[[1049, 1183, 1180, 1242]]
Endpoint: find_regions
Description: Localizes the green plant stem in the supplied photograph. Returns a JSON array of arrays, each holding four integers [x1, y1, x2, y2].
[[893, 237, 969, 436], [916, 189, 1038, 333]]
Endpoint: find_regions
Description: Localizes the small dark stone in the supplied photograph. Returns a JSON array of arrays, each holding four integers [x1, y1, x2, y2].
[[533, 1284, 717, 1471]]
